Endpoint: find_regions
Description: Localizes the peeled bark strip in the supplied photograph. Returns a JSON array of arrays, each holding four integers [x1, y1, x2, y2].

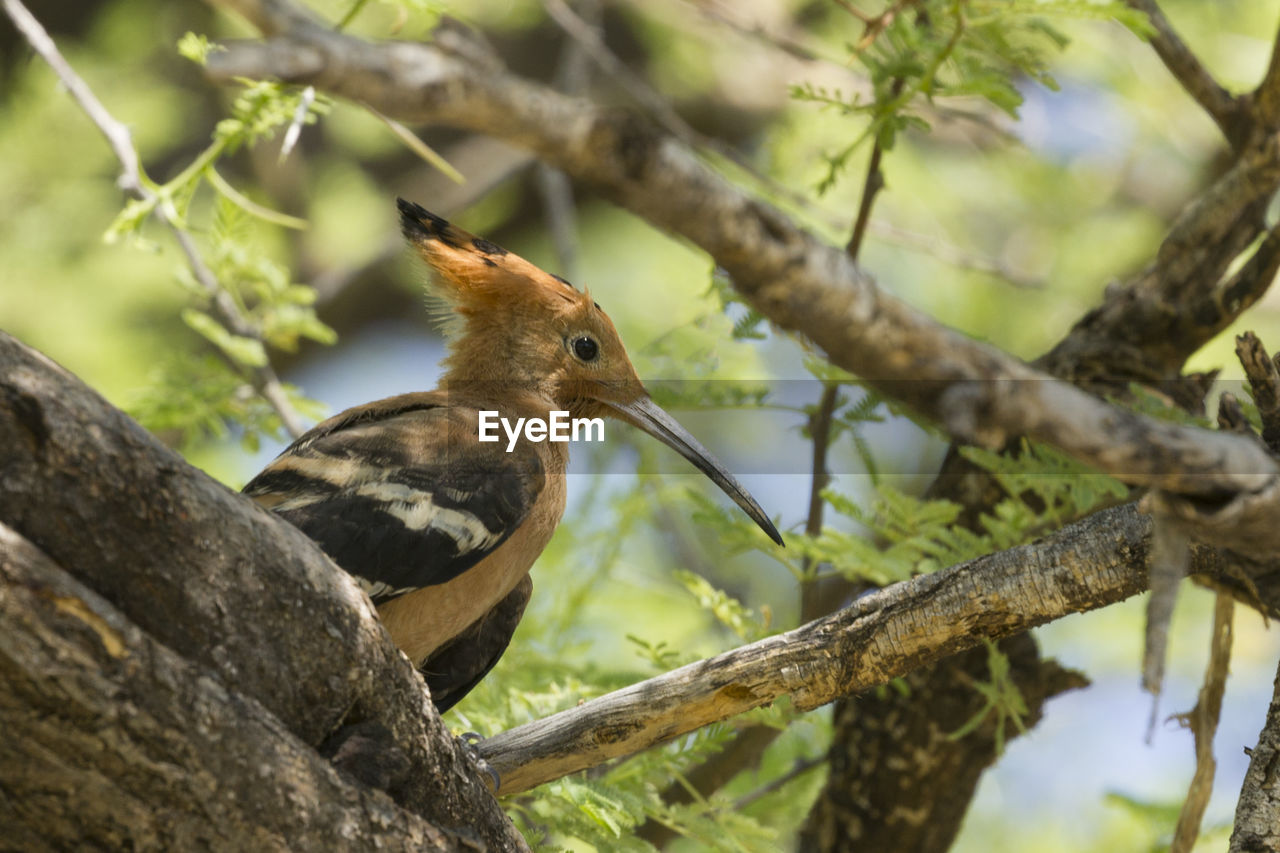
[[0, 525, 457, 852], [0, 332, 527, 851]]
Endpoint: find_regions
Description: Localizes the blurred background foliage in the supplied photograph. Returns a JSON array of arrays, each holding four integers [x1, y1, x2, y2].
[[4, 0, 1280, 849]]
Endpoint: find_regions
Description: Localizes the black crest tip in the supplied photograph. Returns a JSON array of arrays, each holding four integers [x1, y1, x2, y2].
[[396, 197, 453, 244]]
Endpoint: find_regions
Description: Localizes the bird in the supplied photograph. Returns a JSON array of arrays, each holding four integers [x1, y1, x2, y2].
[[244, 198, 783, 714]]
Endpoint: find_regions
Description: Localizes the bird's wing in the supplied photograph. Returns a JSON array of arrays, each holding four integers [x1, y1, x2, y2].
[[244, 392, 544, 603], [421, 574, 533, 713]]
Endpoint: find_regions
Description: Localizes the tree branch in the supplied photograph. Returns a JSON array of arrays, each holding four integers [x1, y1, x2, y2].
[[1125, 0, 1246, 146], [1237, 331, 1280, 454], [800, 383, 841, 620], [0, 331, 527, 851], [1229, 653, 1280, 851], [1036, 169, 1280, 388], [637, 378, 846, 845], [1253, 23, 1280, 129], [845, 123, 887, 261], [0, 524, 460, 851], [200, 0, 1280, 558], [476, 503, 1241, 796], [2, 293, 1276, 840]]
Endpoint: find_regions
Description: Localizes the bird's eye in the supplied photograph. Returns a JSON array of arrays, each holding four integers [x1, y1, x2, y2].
[[573, 336, 599, 362]]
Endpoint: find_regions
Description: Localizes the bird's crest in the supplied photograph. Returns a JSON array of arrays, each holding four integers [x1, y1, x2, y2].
[[397, 198, 581, 340]]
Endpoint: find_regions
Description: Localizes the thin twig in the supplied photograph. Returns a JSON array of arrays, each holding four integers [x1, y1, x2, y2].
[[542, 0, 700, 148], [534, 0, 599, 282], [800, 383, 841, 621], [847, 77, 903, 261], [869, 221, 1042, 288], [1171, 591, 1233, 852], [681, 0, 844, 64], [1, 0, 143, 192], [3, 0, 306, 438], [540, 0, 842, 236], [847, 139, 886, 261], [638, 380, 844, 843], [840, 0, 916, 56], [733, 755, 825, 810], [833, 0, 874, 24]]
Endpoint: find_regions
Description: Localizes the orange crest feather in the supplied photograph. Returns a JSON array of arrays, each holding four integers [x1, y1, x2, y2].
[[398, 198, 579, 338]]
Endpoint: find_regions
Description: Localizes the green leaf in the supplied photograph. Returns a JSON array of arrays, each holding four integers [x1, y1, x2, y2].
[[206, 168, 308, 230], [180, 309, 268, 367], [103, 196, 158, 243], [672, 569, 769, 641], [176, 32, 220, 65]]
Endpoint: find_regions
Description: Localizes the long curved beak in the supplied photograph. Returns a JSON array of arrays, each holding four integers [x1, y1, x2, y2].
[[604, 396, 784, 546]]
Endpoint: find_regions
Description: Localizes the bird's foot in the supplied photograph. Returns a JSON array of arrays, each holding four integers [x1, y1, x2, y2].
[[456, 731, 500, 792]]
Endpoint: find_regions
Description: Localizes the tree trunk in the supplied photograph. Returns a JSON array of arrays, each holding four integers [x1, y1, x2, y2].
[[0, 332, 527, 851]]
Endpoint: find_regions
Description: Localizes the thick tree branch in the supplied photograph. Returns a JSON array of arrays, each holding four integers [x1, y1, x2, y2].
[[1037, 182, 1280, 387], [476, 503, 1242, 796], [0, 332, 527, 851], [201, 0, 1280, 560], [1230, 653, 1280, 852], [0, 524, 458, 851]]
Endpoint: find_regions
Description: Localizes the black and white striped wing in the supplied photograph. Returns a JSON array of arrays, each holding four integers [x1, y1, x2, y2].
[[244, 394, 544, 604]]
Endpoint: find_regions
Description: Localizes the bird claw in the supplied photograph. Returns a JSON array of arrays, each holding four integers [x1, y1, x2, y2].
[[456, 731, 500, 792]]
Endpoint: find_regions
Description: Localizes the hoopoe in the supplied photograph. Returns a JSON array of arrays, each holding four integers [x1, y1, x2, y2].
[[244, 199, 783, 712]]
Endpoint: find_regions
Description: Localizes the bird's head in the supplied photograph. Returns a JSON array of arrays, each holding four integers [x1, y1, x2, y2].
[[399, 198, 783, 546]]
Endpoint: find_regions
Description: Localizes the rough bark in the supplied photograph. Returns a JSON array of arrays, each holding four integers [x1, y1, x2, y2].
[[12, 324, 1278, 824], [799, 635, 1084, 851], [0, 525, 456, 852], [0, 332, 528, 851], [1230, 655, 1280, 852]]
